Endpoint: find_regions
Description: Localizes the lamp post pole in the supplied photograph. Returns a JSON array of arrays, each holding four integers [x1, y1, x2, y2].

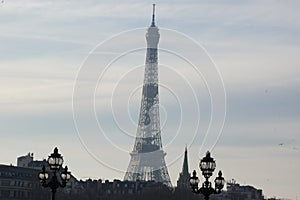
[[190, 151, 225, 200], [38, 147, 71, 200]]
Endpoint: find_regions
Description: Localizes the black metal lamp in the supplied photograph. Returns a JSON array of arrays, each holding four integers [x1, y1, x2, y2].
[[190, 151, 225, 200], [38, 147, 71, 200]]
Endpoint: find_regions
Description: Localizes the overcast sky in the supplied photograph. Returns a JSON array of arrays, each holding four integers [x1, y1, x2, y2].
[[0, 1, 299, 199]]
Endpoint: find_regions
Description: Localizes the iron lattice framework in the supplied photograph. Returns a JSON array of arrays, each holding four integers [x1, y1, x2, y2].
[[124, 5, 172, 187]]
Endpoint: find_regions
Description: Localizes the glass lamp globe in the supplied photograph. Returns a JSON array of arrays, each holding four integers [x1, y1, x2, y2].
[[61, 166, 71, 182], [199, 151, 216, 178], [214, 170, 225, 191], [48, 147, 64, 170], [38, 166, 49, 182], [190, 170, 200, 192]]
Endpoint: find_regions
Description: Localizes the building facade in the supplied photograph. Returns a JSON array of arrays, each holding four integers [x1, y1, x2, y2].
[[0, 164, 49, 199]]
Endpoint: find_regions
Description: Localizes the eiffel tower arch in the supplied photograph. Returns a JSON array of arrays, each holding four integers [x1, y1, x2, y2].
[[124, 4, 172, 187]]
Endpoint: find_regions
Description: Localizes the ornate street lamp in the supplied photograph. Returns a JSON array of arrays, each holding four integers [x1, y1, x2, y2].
[[38, 147, 71, 200], [190, 151, 225, 200]]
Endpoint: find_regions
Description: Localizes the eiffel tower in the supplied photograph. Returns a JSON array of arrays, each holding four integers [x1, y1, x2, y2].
[[124, 4, 172, 187]]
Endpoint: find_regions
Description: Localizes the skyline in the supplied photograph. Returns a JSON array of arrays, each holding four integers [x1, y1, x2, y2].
[[0, 1, 299, 199]]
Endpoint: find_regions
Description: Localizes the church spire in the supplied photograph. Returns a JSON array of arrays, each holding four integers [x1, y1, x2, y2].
[[176, 146, 190, 189], [182, 146, 189, 176], [151, 4, 156, 27]]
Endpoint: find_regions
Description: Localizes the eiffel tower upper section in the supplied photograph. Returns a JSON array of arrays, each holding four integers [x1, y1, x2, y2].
[[134, 4, 161, 152]]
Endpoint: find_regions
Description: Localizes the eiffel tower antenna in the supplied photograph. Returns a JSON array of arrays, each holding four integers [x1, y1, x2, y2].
[[151, 4, 156, 27]]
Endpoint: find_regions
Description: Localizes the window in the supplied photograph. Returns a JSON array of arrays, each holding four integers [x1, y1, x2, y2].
[[1, 190, 10, 197], [1, 180, 11, 186]]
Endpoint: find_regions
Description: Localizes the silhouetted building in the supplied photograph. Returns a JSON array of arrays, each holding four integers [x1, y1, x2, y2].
[[216, 179, 264, 200], [79, 178, 168, 196], [17, 153, 47, 170], [0, 164, 48, 199], [176, 147, 190, 190]]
